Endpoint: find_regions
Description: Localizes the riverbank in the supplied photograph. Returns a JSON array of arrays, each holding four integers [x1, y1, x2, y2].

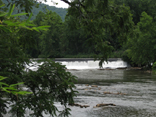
[[55, 58, 122, 62], [31, 58, 123, 62]]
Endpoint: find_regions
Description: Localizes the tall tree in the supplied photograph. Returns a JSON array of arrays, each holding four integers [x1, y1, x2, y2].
[[61, 0, 134, 65], [34, 10, 63, 58], [60, 15, 95, 56], [114, 0, 156, 24], [126, 12, 156, 66]]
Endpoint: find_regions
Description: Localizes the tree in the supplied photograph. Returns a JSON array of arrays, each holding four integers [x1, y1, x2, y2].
[[126, 12, 156, 67], [114, 0, 156, 24], [33, 10, 63, 58], [61, 0, 133, 65], [60, 15, 95, 56], [0, 3, 77, 117], [2, 0, 134, 63]]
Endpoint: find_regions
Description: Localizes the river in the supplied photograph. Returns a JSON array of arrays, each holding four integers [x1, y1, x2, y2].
[[64, 69, 156, 117], [5, 59, 156, 117]]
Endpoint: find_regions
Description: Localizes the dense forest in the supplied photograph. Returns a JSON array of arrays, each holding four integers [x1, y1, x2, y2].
[[0, 0, 156, 117], [2, 0, 156, 67], [22, 0, 156, 67]]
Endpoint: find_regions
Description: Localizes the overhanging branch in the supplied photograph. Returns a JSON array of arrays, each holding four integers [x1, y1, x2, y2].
[[61, 0, 71, 5]]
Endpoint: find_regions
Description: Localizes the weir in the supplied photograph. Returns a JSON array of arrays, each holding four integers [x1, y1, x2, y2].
[[56, 58, 129, 69], [27, 58, 129, 70]]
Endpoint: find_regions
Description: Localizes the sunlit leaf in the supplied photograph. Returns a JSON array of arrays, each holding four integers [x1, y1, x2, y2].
[[11, 13, 28, 17]]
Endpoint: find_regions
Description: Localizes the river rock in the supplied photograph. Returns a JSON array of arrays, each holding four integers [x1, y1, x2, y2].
[[94, 103, 116, 108], [69, 103, 90, 108], [91, 85, 98, 87]]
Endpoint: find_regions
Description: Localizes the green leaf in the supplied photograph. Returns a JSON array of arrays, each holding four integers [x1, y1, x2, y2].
[[0, 26, 11, 32], [3, 87, 17, 91], [32, 25, 50, 31], [3, 21, 17, 26], [0, 12, 7, 17], [15, 91, 32, 95], [7, 4, 15, 17], [0, 82, 8, 86], [0, 4, 5, 8], [11, 13, 28, 17], [26, 13, 33, 23], [0, 76, 7, 81], [10, 82, 24, 87]]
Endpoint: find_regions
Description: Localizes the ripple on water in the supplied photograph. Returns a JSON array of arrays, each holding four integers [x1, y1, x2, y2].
[[87, 106, 156, 117]]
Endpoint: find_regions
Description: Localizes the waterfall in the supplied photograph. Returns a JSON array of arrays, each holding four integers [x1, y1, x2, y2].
[[60, 60, 128, 70], [26, 58, 129, 70]]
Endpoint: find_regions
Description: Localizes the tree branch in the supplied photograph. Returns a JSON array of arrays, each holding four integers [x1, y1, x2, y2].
[[61, 0, 71, 5]]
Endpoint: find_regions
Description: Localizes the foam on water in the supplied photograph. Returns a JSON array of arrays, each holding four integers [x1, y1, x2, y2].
[[61, 60, 128, 69], [25, 59, 128, 70]]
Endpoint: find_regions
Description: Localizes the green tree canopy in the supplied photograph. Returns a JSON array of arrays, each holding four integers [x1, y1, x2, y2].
[[33, 10, 63, 58], [126, 12, 156, 66], [63, 0, 134, 65], [114, 0, 156, 24]]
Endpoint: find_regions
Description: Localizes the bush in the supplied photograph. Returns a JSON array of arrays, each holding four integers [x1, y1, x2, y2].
[[152, 62, 156, 70], [110, 50, 123, 58]]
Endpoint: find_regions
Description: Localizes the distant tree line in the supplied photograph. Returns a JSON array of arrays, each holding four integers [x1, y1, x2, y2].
[[2, 0, 67, 21]]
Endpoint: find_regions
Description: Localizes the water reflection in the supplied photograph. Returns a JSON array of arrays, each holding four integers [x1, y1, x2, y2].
[[69, 69, 156, 84], [123, 69, 156, 83], [70, 69, 125, 84]]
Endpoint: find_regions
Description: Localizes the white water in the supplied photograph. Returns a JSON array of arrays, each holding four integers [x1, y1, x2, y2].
[[26, 59, 128, 70], [60, 60, 128, 70]]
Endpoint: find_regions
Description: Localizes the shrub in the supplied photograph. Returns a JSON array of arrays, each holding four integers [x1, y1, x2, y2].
[[152, 62, 156, 70]]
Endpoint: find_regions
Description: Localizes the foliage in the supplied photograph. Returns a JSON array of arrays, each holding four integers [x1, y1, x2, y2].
[[0, 76, 32, 117], [0, 76, 31, 95], [19, 60, 77, 117], [2, 0, 156, 68], [114, 0, 156, 24], [33, 10, 63, 58], [2, 0, 134, 61], [126, 12, 156, 67], [65, 0, 134, 66], [114, 0, 156, 66], [110, 50, 124, 58], [152, 62, 156, 74], [63, 53, 96, 58], [31, 3, 67, 21], [60, 16, 95, 56], [0, 3, 77, 117], [1, 0, 37, 13], [2, 0, 67, 21], [152, 62, 156, 70]]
